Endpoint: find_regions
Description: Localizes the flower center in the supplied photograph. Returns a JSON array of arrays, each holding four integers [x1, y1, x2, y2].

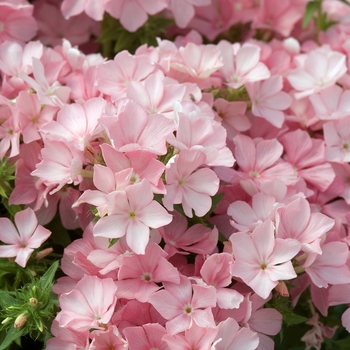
[[141, 272, 153, 282], [183, 303, 193, 315], [129, 212, 136, 219]]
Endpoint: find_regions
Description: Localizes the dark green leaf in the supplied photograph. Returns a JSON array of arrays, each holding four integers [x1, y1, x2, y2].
[[0, 327, 24, 350], [283, 313, 308, 325], [0, 290, 19, 307], [302, 1, 320, 29], [335, 337, 350, 350], [38, 261, 59, 292]]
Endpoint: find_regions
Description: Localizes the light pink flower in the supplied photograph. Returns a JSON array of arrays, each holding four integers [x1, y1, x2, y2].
[[105, 0, 168, 32], [0, 2, 38, 43], [287, 45, 347, 99], [218, 41, 270, 89], [230, 220, 300, 299], [0, 208, 51, 267], [163, 149, 220, 218], [56, 275, 117, 331], [323, 116, 350, 163], [148, 275, 216, 334], [163, 322, 218, 350], [93, 180, 172, 255], [246, 75, 292, 128], [61, 0, 110, 21]]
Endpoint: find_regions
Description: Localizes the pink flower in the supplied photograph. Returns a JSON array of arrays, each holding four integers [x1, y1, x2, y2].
[[0, 2, 38, 43], [61, 0, 110, 21], [56, 275, 118, 331], [105, 0, 168, 32], [148, 275, 216, 334], [93, 180, 172, 255], [230, 220, 300, 299], [0, 208, 51, 267], [163, 149, 220, 218], [287, 45, 347, 99], [323, 115, 350, 163], [218, 41, 270, 89], [246, 75, 292, 128]]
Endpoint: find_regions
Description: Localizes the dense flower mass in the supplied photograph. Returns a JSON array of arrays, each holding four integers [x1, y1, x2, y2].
[[2, 0, 350, 349]]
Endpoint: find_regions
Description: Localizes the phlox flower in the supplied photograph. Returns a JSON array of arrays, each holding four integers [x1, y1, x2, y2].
[[309, 85, 350, 120], [126, 71, 187, 119], [287, 45, 347, 99], [115, 242, 180, 302], [252, 0, 302, 37], [168, 0, 211, 29], [200, 253, 244, 309], [279, 129, 335, 192], [148, 275, 217, 334], [323, 115, 350, 163], [159, 211, 218, 257], [276, 196, 334, 254], [56, 275, 117, 331], [0, 2, 38, 43], [31, 140, 85, 193], [246, 75, 292, 128], [213, 318, 259, 350], [105, 0, 168, 32], [230, 134, 297, 191], [163, 322, 218, 350], [170, 42, 223, 80], [123, 323, 168, 350], [218, 41, 270, 89], [40, 97, 106, 151], [99, 100, 175, 156], [0, 208, 51, 267], [96, 50, 155, 102], [163, 149, 220, 218], [93, 180, 172, 255], [90, 325, 128, 350], [61, 0, 110, 21], [0, 40, 43, 98], [230, 220, 300, 299]]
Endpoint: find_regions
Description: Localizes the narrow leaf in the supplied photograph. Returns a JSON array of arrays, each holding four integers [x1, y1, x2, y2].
[[302, 1, 320, 29]]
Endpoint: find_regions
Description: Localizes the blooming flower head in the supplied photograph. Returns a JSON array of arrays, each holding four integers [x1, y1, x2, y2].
[[0, 208, 51, 267]]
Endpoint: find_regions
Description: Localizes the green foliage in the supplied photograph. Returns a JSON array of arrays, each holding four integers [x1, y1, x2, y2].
[[0, 261, 59, 347], [98, 13, 174, 57], [303, 1, 320, 29]]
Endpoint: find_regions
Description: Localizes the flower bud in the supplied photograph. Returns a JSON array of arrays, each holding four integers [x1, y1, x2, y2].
[[275, 281, 289, 297], [35, 247, 53, 260], [29, 297, 38, 307], [14, 313, 28, 328]]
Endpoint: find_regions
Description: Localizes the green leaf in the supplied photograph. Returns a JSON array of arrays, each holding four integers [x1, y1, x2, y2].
[[335, 337, 350, 350], [302, 1, 320, 29], [38, 261, 59, 292], [283, 312, 308, 325], [0, 327, 24, 350], [338, 0, 350, 7]]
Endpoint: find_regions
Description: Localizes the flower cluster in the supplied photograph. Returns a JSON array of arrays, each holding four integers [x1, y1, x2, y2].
[[2, 0, 350, 349]]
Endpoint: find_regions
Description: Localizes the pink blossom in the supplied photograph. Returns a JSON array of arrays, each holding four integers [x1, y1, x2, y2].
[[148, 275, 216, 334], [115, 242, 180, 302], [163, 149, 220, 218], [123, 323, 168, 350], [56, 275, 117, 331], [99, 100, 175, 156], [61, 0, 110, 21], [230, 220, 300, 299], [93, 180, 172, 255], [287, 45, 347, 99], [279, 129, 335, 192], [159, 211, 218, 257], [0, 208, 51, 267], [323, 115, 350, 163], [105, 0, 168, 32], [218, 41, 270, 89], [162, 322, 218, 350], [246, 75, 292, 128], [89, 325, 128, 350], [213, 318, 259, 350], [0, 2, 38, 43]]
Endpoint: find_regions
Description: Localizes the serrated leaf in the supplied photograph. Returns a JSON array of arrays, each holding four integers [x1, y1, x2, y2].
[[38, 261, 59, 292], [302, 1, 320, 29], [0, 327, 24, 350]]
